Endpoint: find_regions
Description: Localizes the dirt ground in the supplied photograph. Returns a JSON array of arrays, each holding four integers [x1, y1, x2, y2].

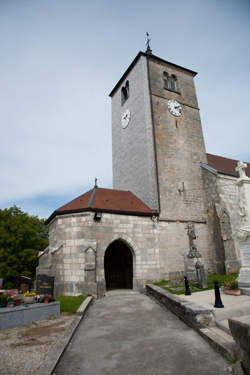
[[0, 313, 75, 375]]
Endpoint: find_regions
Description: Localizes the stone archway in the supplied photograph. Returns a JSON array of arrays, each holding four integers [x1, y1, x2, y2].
[[104, 240, 133, 290]]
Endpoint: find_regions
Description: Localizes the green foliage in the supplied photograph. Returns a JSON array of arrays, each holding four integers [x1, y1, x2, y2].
[[55, 295, 86, 313], [0, 206, 48, 288], [206, 273, 238, 289], [154, 273, 238, 295], [223, 279, 238, 290]]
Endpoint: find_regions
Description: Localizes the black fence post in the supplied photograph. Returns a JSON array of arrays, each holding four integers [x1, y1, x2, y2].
[[184, 276, 192, 296], [214, 280, 224, 308]]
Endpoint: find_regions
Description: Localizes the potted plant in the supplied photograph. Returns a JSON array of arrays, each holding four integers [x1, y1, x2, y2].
[[223, 279, 241, 296], [12, 296, 22, 306], [0, 293, 11, 308], [40, 294, 54, 303], [23, 291, 36, 304]]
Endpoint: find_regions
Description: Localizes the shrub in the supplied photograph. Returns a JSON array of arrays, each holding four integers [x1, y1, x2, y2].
[[223, 279, 238, 290]]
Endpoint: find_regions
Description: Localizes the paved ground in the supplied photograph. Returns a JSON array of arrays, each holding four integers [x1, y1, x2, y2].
[[181, 289, 250, 322], [54, 291, 232, 375]]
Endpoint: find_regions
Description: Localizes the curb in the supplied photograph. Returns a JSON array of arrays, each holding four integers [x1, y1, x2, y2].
[[34, 296, 93, 375], [146, 284, 238, 363]]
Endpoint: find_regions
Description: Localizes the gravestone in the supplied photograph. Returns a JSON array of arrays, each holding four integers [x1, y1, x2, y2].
[[85, 247, 96, 282], [36, 274, 54, 296], [16, 276, 32, 293], [236, 161, 250, 296], [195, 260, 208, 289], [238, 241, 250, 295], [0, 278, 3, 289]]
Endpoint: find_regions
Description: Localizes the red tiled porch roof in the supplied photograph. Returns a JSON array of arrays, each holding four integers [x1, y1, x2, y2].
[[46, 187, 157, 224]]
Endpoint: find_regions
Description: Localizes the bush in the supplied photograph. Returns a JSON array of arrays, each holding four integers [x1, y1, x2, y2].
[[223, 279, 238, 290]]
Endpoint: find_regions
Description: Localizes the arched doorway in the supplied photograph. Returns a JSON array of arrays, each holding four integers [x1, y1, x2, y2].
[[104, 240, 133, 290]]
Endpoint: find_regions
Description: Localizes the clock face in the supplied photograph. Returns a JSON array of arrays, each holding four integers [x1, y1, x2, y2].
[[121, 109, 131, 129], [168, 99, 182, 117]]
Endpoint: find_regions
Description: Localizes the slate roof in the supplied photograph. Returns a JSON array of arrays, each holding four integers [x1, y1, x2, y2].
[[206, 153, 250, 178], [46, 187, 157, 224]]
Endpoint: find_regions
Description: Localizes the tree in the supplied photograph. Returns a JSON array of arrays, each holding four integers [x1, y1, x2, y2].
[[0, 206, 48, 289]]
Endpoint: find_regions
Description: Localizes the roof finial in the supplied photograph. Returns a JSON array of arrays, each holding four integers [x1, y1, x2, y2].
[[94, 177, 98, 188], [145, 32, 152, 54]]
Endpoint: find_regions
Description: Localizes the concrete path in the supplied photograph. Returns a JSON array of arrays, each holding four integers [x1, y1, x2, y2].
[[54, 291, 232, 375]]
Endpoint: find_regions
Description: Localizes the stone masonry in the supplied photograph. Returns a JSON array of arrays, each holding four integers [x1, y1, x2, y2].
[[37, 211, 215, 296], [202, 166, 241, 273], [112, 54, 159, 211]]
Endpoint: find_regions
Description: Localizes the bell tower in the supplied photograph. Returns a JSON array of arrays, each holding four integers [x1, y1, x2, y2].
[[110, 49, 207, 222]]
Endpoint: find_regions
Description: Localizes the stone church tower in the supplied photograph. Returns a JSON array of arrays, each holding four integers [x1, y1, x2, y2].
[[37, 48, 246, 296], [111, 50, 208, 224]]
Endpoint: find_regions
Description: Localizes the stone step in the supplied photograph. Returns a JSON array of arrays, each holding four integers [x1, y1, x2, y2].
[[240, 287, 250, 296], [199, 325, 237, 362], [216, 319, 231, 335]]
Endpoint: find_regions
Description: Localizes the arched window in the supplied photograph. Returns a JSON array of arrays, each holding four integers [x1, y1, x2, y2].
[[121, 80, 129, 105], [170, 74, 178, 91], [163, 71, 169, 89], [163, 72, 179, 93]]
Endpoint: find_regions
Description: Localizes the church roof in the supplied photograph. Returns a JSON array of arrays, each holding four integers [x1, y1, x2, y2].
[[46, 187, 157, 224], [109, 51, 197, 97], [206, 153, 250, 177]]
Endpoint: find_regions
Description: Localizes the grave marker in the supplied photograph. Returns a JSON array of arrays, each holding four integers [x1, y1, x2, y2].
[[16, 276, 32, 293], [36, 274, 54, 296]]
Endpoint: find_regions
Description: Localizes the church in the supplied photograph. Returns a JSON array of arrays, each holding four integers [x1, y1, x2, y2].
[[37, 46, 250, 297]]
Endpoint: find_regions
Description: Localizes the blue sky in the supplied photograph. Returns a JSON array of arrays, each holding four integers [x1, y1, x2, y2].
[[0, 0, 249, 218]]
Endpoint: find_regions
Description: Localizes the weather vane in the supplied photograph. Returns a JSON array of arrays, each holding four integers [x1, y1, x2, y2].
[[145, 32, 152, 54]]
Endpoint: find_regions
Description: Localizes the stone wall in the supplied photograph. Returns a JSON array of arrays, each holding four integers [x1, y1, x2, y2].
[[202, 166, 240, 273], [111, 54, 159, 211], [37, 211, 216, 296], [148, 56, 208, 222]]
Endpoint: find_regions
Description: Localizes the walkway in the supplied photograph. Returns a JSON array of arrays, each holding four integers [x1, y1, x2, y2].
[[54, 291, 231, 375]]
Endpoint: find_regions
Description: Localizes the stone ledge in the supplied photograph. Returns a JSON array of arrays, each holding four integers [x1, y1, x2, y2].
[[229, 316, 250, 375], [146, 285, 240, 363], [0, 302, 60, 330], [146, 284, 215, 329]]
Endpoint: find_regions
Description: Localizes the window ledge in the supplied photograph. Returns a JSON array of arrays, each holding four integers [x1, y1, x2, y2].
[[164, 88, 181, 95]]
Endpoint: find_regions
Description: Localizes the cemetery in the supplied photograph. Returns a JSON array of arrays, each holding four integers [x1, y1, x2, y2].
[[0, 274, 60, 330]]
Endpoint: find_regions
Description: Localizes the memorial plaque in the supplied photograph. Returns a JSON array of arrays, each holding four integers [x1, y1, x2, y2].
[[36, 274, 54, 296], [16, 276, 32, 293], [240, 243, 250, 266]]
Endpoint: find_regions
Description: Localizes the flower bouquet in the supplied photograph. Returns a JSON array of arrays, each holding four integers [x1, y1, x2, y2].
[[12, 295, 22, 306], [37, 294, 54, 303], [23, 291, 36, 304]]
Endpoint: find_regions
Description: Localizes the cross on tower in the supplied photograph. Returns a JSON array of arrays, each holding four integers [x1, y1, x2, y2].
[[145, 32, 152, 54]]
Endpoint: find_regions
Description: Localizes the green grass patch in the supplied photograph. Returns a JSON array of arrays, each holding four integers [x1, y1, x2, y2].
[[154, 279, 171, 286], [154, 273, 238, 295], [55, 295, 87, 313]]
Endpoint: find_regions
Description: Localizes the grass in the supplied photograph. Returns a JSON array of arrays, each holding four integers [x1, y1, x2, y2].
[[154, 273, 238, 295], [55, 295, 87, 313]]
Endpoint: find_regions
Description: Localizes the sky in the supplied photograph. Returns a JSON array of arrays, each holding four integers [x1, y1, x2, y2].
[[0, 0, 249, 219]]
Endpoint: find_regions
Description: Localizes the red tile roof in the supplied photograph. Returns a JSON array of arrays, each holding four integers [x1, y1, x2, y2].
[[206, 153, 250, 177], [46, 188, 156, 223]]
